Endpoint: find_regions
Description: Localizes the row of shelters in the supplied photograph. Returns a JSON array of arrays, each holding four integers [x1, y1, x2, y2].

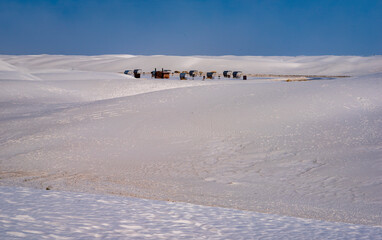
[[124, 69, 246, 80], [190, 70, 244, 80]]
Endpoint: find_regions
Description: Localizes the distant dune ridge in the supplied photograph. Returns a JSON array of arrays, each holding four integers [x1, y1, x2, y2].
[[2, 54, 382, 76], [0, 55, 381, 236]]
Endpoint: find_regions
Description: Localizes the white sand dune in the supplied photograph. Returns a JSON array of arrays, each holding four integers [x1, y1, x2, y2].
[[2, 54, 382, 75], [1, 186, 381, 239], [0, 55, 381, 236]]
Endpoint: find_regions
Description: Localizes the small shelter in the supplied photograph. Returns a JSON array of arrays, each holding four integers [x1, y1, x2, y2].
[[233, 71, 242, 79], [189, 70, 199, 77], [180, 72, 188, 80], [206, 71, 217, 79], [223, 70, 232, 78], [134, 69, 142, 78], [153, 68, 171, 79]]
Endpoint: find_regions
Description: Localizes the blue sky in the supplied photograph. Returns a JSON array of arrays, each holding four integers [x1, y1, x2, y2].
[[0, 0, 381, 56]]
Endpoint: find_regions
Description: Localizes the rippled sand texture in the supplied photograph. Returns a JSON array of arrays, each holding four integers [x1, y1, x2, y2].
[[2, 186, 382, 239]]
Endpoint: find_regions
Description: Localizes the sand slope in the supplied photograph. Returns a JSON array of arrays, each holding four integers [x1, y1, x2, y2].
[[0, 55, 381, 226]]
